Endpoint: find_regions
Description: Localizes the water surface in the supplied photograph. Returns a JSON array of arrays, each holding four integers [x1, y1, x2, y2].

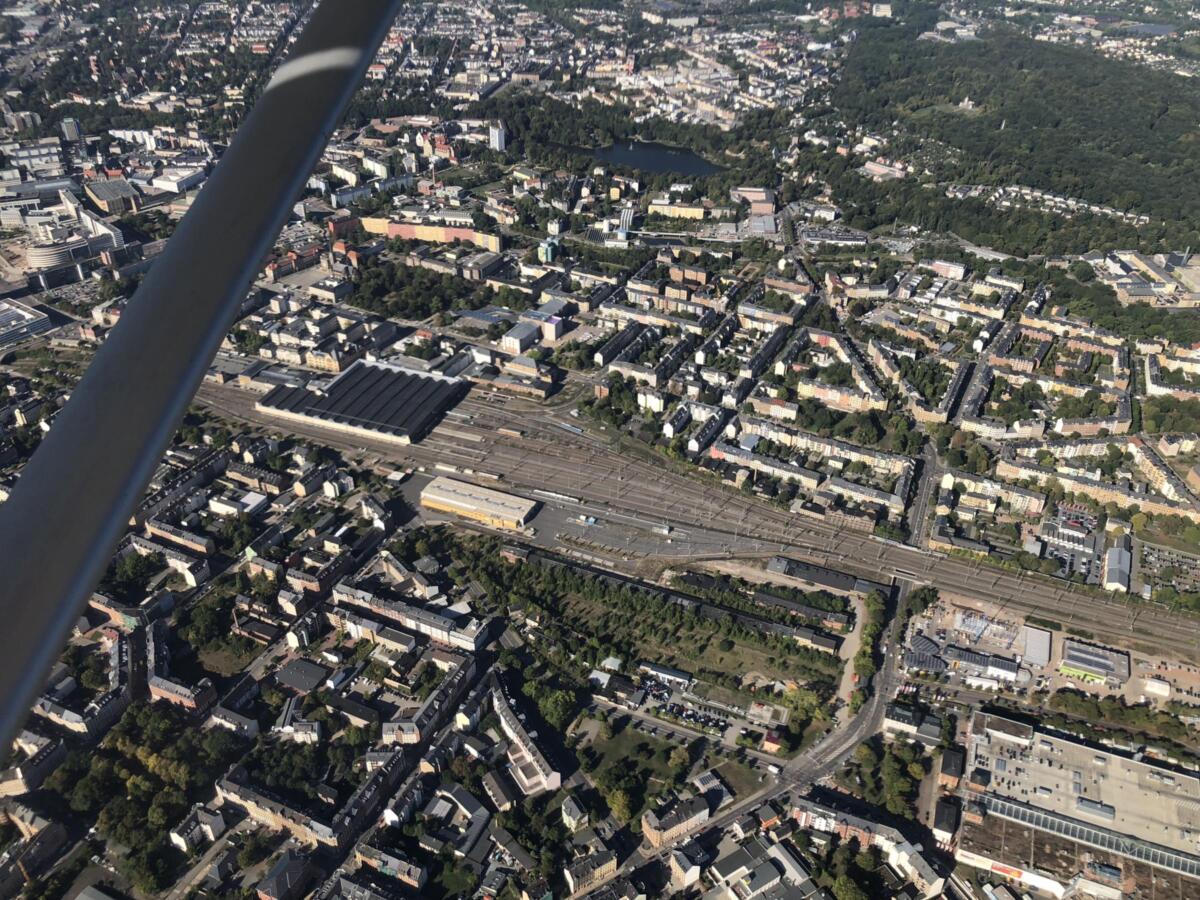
[[576, 140, 722, 176]]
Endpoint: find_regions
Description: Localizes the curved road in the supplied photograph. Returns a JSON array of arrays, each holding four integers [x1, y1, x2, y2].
[[608, 585, 907, 883]]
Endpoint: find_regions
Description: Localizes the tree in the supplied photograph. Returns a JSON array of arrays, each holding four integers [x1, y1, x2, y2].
[[832, 874, 871, 900], [69, 761, 119, 815], [853, 742, 879, 770], [220, 514, 256, 553], [102, 551, 163, 601], [854, 653, 877, 680], [607, 788, 633, 824], [237, 830, 275, 868], [832, 25, 1200, 253], [1070, 261, 1095, 283], [536, 687, 577, 731], [854, 849, 876, 874], [966, 443, 991, 475], [437, 856, 478, 896], [250, 572, 276, 601], [121, 838, 176, 893], [669, 745, 691, 780]]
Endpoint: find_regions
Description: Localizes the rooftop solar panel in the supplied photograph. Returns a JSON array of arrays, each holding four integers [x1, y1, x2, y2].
[[324, 369, 379, 422], [352, 372, 409, 429]]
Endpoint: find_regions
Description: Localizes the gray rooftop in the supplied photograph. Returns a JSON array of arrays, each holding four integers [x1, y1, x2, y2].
[[259, 360, 463, 442]]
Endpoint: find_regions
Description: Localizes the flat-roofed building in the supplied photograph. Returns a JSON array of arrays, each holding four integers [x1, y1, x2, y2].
[[963, 711, 1200, 885], [500, 321, 540, 354], [0, 298, 53, 348], [1021, 625, 1052, 668], [1059, 638, 1130, 684], [420, 477, 538, 529], [933, 797, 959, 845], [84, 178, 140, 214]]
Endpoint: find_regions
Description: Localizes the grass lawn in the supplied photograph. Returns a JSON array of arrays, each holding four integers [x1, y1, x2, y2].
[[589, 727, 677, 784], [585, 722, 682, 817], [198, 646, 254, 677], [714, 759, 763, 798], [908, 101, 984, 120]]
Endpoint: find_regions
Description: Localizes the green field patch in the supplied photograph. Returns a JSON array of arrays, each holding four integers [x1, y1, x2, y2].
[[714, 759, 764, 798]]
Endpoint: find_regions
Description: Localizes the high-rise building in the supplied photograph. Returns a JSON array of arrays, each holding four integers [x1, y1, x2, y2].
[[488, 122, 507, 153]]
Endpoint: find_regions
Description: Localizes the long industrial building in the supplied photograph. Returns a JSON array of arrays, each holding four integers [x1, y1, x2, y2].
[[420, 477, 539, 529], [256, 359, 464, 445]]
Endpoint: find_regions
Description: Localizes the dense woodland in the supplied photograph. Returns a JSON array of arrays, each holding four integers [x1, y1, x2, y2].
[[834, 13, 1200, 244], [1047, 689, 1200, 750], [43, 703, 247, 892], [349, 255, 496, 320], [834, 736, 929, 818], [1142, 396, 1200, 434], [821, 164, 1174, 257]]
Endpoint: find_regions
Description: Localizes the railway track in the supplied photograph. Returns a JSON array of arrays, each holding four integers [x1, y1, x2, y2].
[[196, 382, 1200, 660]]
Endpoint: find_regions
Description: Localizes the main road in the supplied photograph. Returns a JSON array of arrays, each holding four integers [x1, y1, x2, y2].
[[195, 381, 1200, 661], [603, 583, 908, 886]]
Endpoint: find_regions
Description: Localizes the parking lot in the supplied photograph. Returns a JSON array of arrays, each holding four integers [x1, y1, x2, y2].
[[632, 677, 798, 763], [590, 686, 783, 768], [654, 699, 729, 735]]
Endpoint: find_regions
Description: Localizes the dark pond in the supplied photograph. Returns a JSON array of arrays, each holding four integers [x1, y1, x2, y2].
[[577, 140, 722, 176]]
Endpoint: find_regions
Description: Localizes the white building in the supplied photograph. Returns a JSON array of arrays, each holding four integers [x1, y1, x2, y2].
[[151, 166, 207, 193], [169, 804, 226, 852], [493, 690, 561, 796], [1103, 543, 1131, 593]]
